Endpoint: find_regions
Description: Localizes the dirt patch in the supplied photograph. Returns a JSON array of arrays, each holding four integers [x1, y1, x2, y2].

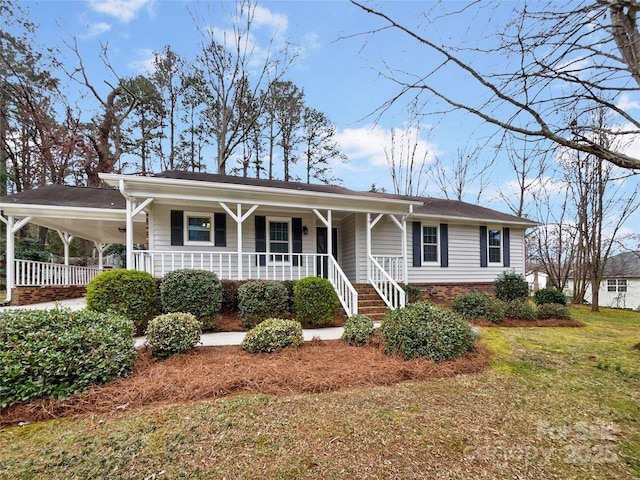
[[469, 318, 585, 327], [0, 337, 490, 428]]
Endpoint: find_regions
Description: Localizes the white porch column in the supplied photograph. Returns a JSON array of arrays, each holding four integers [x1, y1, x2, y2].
[[1, 215, 32, 303], [56, 231, 74, 286], [388, 215, 407, 284], [367, 213, 384, 281], [125, 196, 134, 269], [94, 242, 110, 269], [220, 202, 259, 280]]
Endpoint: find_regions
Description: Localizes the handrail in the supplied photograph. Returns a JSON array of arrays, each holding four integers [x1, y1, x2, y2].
[[368, 255, 406, 310], [14, 259, 101, 287], [327, 255, 358, 317], [372, 255, 405, 283]]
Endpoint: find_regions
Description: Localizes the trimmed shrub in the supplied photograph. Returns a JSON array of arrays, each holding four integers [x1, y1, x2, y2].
[[220, 280, 247, 313], [0, 308, 135, 408], [505, 300, 537, 321], [494, 271, 530, 302], [145, 312, 202, 359], [381, 301, 476, 361], [293, 277, 339, 326], [242, 318, 303, 354], [537, 303, 572, 320], [534, 287, 567, 306], [86, 269, 159, 334], [342, 314, 375, 346], [160, 269, 222, 330], [402, 284, 423, 304], [238, 280, 290, 328], [450, 291, 506, 324]]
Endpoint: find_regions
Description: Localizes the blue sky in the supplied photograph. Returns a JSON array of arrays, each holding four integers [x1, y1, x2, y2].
[[19, 0, 640, 237]]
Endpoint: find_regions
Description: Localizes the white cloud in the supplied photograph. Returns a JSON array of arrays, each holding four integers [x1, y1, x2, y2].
[[617, 94, 640, 111], [82, 21, 111, 38], [129, 48, 155, 73], [253, 5, 288, 32], [88, 0, 153, 23]]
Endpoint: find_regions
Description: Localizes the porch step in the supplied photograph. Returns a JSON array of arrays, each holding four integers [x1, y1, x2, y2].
[[354, 283, 389, 321]]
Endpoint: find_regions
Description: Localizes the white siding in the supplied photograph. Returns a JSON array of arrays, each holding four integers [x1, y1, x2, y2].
[[339, 214, 358, 280], [567, 278, 640, 310]]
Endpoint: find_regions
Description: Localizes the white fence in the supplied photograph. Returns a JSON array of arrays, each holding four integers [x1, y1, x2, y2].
[[368, 255, 406, 310], [14, 260, 102, 287]]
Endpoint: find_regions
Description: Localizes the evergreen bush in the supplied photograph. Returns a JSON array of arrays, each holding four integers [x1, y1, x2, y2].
[[86, 269, 159, 334], [494, 271, 530, 302], [293, 276, 339, 326], [537, 303, 572, 319], [160, 269, 222, 330], [505, 300, 537, 321], [0, 308, 135, 408], [450, 291, 506, 323], [380, 301, 476, 361], [145, 312, 202, 359], [402, 284, 423, 304], [534, 287, 567, 306], [242, 318, 303, 353], [342, 314, 375, 346], [238, 280, 290, 328]]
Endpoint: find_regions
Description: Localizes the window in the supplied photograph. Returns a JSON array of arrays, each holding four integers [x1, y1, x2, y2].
[[607, 279, 627, 293], [422, 225, 438, 263], [186, 214, 212, 243], [488, 229, 501, 263], [269, 219, 290, 262]]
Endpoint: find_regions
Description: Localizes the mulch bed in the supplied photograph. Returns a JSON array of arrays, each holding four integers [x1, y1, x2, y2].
[[469, 318, 585, 327], [214, 311, 347, 332], [0, 337, 490, 428]]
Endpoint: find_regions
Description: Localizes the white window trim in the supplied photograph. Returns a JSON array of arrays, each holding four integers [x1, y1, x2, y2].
[[184, 211, 214, 246], [267, 216, 291, 264], [488, 227, 502, 264], [422, 224, 439, 265], [606, 279, 627, 293]]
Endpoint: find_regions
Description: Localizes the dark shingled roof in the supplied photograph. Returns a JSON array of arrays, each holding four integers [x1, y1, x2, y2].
[[0, 185, 125, 209], [603, 251, 640, 277]]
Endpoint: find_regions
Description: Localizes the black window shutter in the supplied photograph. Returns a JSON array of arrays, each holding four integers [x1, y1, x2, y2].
[[292, 218, 303, 266], [440, 223, 449, 267], [171, 210, 183, 246], [503, 227, 510, 267], [480, 226, 488, 268], [255, 215, 266, 266], [412, 222, 422, 267], [214, 213, 226, 247]]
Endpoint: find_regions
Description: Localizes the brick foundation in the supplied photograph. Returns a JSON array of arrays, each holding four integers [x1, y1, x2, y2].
[[9, 286, 87, 306], [411, 282, 495, 305]]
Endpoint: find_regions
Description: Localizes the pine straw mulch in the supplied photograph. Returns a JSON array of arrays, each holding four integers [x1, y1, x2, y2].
[[0, 337, 490, 429]]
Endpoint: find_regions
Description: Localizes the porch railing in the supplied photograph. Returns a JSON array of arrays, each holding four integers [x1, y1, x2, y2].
[[14, 259, 102, 287], [368, 255, 406, 310], [372, 255, 405, 284], [133, 250, 359, 317]]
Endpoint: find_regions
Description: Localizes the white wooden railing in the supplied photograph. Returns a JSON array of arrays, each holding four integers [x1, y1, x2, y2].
[[368, 255, 406, 310], [372, 255, 405, 284], [14, 259, 102, 286], [133, 250, 359, 317], [327, 255, 358, 317]]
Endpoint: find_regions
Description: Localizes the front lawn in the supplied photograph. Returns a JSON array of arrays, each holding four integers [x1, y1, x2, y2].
[[0, 306, 638, 479]]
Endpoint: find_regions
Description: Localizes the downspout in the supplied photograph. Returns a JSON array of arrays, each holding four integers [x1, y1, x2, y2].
[[404, 204, 413, 286]]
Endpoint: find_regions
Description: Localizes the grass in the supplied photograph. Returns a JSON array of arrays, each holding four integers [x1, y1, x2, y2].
[[1, 306, 639, 479]]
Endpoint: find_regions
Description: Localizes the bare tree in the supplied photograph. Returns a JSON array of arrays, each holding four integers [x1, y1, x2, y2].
[[350, 0, 640, 171]]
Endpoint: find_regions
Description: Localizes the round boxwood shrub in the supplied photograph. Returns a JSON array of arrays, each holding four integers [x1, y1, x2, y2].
[[86, 269, 159, 334], [342, 314, 375, 346], [537, 303, 572, 320], [0, 308, 135, 408], [505, 300, 537, 321], [534, 287, 567, 306], [293, 277, 339, 326], [145, 312, 202, 359], [238, 280, 290, 328], [494, 271, 530, 302], [450, 291, 506, 323], [380, 301, 476, 362], [242, 318, 303, 354], [160, 269, 222, 330]]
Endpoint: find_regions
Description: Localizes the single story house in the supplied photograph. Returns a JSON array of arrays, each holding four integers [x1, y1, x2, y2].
[[0, 171, 538, 316], [565, 251, 640, 310]]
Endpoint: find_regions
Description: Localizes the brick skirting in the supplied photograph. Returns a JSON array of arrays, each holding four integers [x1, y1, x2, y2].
[[411, 282, 495, 305], [9, 286, 87, 306]]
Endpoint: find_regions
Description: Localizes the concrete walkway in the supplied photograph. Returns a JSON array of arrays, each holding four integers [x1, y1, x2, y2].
[[1, 297, 353, 348]]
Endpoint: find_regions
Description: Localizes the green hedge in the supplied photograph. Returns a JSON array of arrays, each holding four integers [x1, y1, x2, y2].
[[0, 308, 135, 408], [293, 277, 339, 326], [86, 269, 159, 334], [381, 301, 476, 361], [504, 300, 537, 321], [537, 303, 572, 319], [160, 269, 222, 331], [342, 314, 375, 346], [450, 291, 506, 323], [146, 312, 202, 359], [238, 280, 290, 328], [534, 288, 567, 306], [494, 271, 530, 302], [242, 318, 304, 353]]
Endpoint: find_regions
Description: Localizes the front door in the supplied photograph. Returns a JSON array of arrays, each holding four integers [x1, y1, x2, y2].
[[316, 227, 338, 278]]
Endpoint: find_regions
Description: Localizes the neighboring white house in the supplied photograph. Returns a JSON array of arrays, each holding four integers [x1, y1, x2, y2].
[[0, 171, 538, 314], [566, 251, 640, 310]]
